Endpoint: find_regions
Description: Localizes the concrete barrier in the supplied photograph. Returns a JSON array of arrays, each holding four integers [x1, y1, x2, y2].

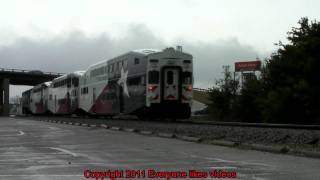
[[139, 131, 153, 135], [209, 140, 237, 147], [123, 128, 136, 132], [100, 124, 109, 129], [158, 133, 175, 138], [111, 126, 122, 131], [178, 136, 202, 142], [240, 143, 289, 154], [297, 150, 320, 158]]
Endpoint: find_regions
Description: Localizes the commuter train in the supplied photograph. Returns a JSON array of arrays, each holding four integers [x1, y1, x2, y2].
[[22, 47, 193, 119]]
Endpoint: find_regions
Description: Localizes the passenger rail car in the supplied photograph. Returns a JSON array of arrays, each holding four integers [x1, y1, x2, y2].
[[48, 71, 84, 114], [22, 47, 193, 119], [22, 82, 51, 114], [22, 89, 32, 114], [30, 82, 51, 114]]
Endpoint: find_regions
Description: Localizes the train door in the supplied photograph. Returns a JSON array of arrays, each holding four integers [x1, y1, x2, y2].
[[40, 89, 44, 112], [119, 86, 124, 113], [54, 95, 57, 113], [93, 88, 96, 103], [92, 88, 96, 112], [163, 68, 180, 101], [66, 92, 70, 113]]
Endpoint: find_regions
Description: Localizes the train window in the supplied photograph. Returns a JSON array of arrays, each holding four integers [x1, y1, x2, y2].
[[72, 78, 79, 87], [116, 62, 120, 71], [58, 99, 65, 105], [148, 71, 159, 84], [101, 67, 105, 74], [72, 90, 77, 96], [124, 60, 128, 70], [134, 58, 140, 65], [150, 59, 158, 63], [183, 60, 191, 64], [183, 72, 192, 84], [111, 64, 114, 72], [167, 71, 174, 85], [67, 78, 71, 88], [49, 94, 52, 100], [81, 87, 88, 94], [121, 61, 124, 69], [128, 77, 140, 85]]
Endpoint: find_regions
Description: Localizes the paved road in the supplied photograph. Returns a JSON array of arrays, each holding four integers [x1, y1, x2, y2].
[[0, 117, 320, 180]]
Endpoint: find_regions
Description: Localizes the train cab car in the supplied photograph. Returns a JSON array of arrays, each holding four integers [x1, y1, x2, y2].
[[79, 47, 193, 119], [29, 82, 51, 114], [143, 47, 193, 118], [48, 71, 83, 114]]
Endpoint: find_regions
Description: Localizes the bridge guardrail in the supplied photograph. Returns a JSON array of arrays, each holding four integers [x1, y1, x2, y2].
[[0, 68, 64, 76]]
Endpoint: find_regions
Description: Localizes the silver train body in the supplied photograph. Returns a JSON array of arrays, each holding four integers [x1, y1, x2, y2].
[[22, 47, 193, 118]]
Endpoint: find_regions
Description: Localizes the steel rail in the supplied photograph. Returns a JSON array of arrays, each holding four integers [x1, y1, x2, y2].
[[17, 114, 320, 130]]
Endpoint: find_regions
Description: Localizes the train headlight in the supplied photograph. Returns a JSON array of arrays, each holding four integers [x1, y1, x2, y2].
[[185, 85, 193, 92], [148, 84, 157, 92]]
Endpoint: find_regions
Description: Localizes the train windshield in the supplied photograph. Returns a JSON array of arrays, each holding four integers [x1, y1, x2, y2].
[[167, 71, 174, 85], [148, 71, 159, 84]]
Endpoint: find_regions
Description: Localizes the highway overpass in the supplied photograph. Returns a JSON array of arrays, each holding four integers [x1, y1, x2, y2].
[[0, 68, 63, 116]]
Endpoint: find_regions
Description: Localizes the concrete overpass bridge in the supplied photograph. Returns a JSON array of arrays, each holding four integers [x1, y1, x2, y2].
[[0, 68, 63, 116]]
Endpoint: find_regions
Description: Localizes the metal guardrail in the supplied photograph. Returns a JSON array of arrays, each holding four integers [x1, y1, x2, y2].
[[0, 68, 64, 76], [186, 120, 320, 130], [193, 87, 210, 92]]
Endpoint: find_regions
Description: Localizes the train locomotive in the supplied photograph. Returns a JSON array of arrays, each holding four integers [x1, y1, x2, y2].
[[22, 47, 193, 119]]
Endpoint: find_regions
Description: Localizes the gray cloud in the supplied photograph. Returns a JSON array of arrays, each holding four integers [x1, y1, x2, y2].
[[1, 24, 268, 96]]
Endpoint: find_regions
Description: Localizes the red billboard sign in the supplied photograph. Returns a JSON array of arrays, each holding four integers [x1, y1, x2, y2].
[[235, 61, 261, 72]]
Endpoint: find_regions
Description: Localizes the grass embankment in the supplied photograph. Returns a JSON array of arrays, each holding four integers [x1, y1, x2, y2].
[[193, 90, 211, 105]]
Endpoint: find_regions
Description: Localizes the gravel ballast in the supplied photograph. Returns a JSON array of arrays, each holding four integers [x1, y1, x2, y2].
[[18, 116, 320, 153]]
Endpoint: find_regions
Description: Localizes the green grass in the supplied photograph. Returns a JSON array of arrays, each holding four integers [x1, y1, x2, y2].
[[193, 90, 211, 105]]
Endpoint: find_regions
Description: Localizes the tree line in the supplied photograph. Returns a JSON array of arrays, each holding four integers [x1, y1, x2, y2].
[[208, 17, 320, 125]]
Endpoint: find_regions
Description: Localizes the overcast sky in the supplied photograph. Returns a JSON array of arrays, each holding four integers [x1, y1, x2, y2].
[[1, 0, 319, 97]]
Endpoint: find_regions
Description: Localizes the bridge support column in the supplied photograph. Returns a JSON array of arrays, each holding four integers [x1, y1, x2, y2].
[[0, 78, 9, 116]]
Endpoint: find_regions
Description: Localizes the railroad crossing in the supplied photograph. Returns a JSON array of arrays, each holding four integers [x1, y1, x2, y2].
[[0, 68, 63, 116]]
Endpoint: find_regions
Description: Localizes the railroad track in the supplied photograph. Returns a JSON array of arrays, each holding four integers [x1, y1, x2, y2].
[[185, 120, 320, 130], [15, 114, 320, 130]]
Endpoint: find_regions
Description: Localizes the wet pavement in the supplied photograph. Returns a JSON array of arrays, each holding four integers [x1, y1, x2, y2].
[[0, 116, 320, 180]]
